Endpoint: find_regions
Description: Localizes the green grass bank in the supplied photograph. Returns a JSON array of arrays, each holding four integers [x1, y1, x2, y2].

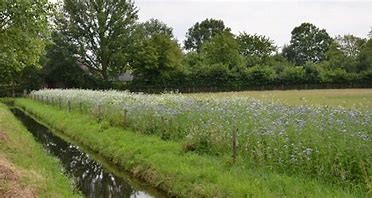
[[0, 102, 80, 197], [14, 98, 366, 197]]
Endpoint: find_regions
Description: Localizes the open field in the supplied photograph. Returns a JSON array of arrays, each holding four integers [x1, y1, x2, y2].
[[26, 89, 372, 196], [190, 89, 372, 109], [0, 102, 80, 198]]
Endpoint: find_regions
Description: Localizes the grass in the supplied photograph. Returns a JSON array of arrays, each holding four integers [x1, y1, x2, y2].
[[14, 98, 368, 197], [190, 89, 372, 109], [29, 89, 372, 193], [0, 101, 80, 198]]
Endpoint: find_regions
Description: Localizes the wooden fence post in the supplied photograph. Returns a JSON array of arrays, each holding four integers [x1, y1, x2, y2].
[[123, 109, 128, 126], [68, 100, 71, 112], [232, 127, 238, 163], [97, 104, 101, 121], [79, 102, 83, 113], [58, 98, 62, 110]]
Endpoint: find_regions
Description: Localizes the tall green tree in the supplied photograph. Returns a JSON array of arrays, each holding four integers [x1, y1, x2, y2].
[[281, 44, 295, 65], [0, 0, 49, 87], [131, 19, 183, 85], [237, 32, 277, 58], [325, 42, 345, 68], [184, 18, 231, 51], [201, 32, 243, 70], [132, 34, 184, 84], [60, 0, 138, 80], [43, 31, 98, 88], [334, 34, 366, 58], [357, 39, 372, 72], [284, 23, 332, 65], [137, 18, 174, 39]]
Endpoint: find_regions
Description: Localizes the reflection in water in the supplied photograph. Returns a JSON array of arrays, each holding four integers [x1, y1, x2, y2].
[[11, 108, 154, 198]]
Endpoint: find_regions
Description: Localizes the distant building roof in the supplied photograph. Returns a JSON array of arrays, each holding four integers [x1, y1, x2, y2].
[[117, 72, 134, 82]]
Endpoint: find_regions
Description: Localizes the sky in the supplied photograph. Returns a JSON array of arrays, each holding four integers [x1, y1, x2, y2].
[[135, 0, 372, 47]]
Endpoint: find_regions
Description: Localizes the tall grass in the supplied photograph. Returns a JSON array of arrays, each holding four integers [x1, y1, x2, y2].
[[30, 89, 372, 191]]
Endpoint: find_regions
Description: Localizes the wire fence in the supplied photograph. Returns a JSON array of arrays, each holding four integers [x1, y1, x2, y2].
[[127, 82, 372, 94], [2, 82, 372, 97]]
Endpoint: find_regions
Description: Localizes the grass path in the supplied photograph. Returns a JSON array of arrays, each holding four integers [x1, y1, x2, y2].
[[0, 102, 80, 198]]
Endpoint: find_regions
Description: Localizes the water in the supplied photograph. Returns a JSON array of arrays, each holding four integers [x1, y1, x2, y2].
[[11, 108, 165, 198]]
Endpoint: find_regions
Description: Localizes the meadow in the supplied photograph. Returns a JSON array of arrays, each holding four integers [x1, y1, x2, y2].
[[191, 89, 372, 109], [29, 89, 372, 194]]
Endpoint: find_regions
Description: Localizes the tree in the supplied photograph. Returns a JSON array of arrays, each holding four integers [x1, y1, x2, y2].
[[132, 34, 184, 84], [285, 23, 332, 65], [131, 19, 183, 85], [184, 18, 231, 51], [138, 18, 173, 39], [43, 31, 98, 88], [334, 34, 366, 58], [201, 32, 243, 70], [0, 0, 49, 73], [0, 0, 49, 92], [325, 42, 346, 68], [60, 0, 138, 80], [281, 45, 295, 65], [357, 39, 372, 72], [237, 32, 277, 58]]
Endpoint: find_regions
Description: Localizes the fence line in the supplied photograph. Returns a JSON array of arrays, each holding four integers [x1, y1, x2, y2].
[[2, 82, 372, 97], [127, 82, 372, 94]]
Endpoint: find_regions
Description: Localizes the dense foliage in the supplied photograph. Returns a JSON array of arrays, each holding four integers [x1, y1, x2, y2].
[[0, 0, 49, 91], [60, 0, 138, 80], [0, 0, 371, 92]]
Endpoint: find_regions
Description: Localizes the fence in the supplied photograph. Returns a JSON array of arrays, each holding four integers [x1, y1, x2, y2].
[[127, 82, 372, 94], [3, 82, 372, 97]]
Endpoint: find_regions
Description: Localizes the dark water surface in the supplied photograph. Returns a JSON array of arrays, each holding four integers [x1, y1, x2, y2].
[[11, 108, 164, 198]]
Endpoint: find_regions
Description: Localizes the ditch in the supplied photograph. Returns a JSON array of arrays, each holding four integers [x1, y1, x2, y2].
[[10, 107, 165, 198]]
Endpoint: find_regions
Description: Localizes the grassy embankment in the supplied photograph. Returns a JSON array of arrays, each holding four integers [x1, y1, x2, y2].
[[0, 102, 80, 197], [14, 98, 365, 197]]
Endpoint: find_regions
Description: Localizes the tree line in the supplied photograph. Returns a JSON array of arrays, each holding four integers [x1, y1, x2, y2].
[[1, 0, 372, 93]]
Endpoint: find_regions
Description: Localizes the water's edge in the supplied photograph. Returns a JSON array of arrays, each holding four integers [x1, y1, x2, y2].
[[10, 106, 166, 198]]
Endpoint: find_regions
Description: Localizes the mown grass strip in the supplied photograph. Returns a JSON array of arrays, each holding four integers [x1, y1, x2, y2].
[[0, 102, 80, 198], [15, 98, 365, 197]]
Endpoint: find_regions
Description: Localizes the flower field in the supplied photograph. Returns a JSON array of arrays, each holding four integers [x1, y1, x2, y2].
[[30, 89, 372, 191]]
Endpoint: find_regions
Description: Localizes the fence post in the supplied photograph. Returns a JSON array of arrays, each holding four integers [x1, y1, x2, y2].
[[79, 102, 83, 113], [232, 127, 238, 163], [123, 109, 128, 127], [97, 104, 101, 121], [58, 98, 62, 110], [68, 100, 71, 112]]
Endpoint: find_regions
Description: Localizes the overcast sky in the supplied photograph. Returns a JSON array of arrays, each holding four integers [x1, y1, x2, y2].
[[135, 0, 372, 47]]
